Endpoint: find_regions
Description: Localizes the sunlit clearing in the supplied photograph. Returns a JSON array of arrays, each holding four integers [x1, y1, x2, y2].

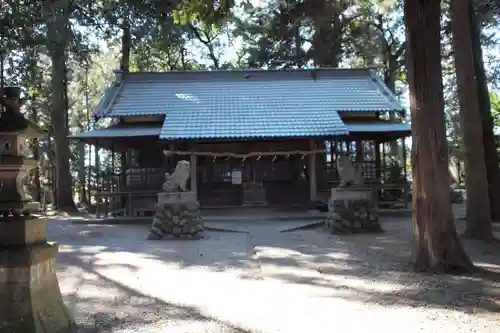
[[323, 252, 353, 260], [59, 245, 76, 253], [256, 246, 304, 258], [95, 251, 182, 269], [474, 262, 500, 270]]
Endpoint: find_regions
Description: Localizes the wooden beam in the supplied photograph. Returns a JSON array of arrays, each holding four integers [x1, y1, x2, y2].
[[190, 154, 197, 199], [309, 140, 317, 202], [375, 140, 381, 180], [355, 140, 364, 162], [163, 149, 326, 157]]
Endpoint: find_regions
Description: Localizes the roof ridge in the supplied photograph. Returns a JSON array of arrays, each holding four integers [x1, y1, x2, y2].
[[93, 80, 125, 118], [114, 67, 375, 76], [368, 69, 406, 114]]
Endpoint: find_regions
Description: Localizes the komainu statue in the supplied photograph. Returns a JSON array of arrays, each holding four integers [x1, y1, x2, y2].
[[162, 160, 190, 192], [336, 155, 364, 187], [148, 159, 203, 240], [324, 155, 382, 235]]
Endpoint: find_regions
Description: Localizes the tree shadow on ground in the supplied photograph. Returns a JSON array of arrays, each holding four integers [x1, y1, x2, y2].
[[249, 218, 500, 314], [59, 257, 256, 333], [49, 217, 500, 323]]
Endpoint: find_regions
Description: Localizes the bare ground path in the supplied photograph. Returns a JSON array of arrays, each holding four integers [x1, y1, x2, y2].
[[48, 217, 500, 333]]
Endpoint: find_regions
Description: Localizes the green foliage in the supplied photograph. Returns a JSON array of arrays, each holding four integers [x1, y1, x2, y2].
[[379, 155, 407, 202], [231, 0, 309, 68], [383, 156, 406, 184], [173, 0, 238, 28], [491, 92, 500, 131], [0, 0, 498, 206]]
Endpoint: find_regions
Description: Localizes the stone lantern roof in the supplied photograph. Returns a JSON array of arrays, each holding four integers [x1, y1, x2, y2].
[[0, 86, 46, 138]]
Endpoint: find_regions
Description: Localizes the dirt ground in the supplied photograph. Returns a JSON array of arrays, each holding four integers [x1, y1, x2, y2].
[[48, 214, 500, 333]]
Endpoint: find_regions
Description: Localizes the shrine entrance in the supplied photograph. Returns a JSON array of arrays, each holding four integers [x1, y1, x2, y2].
[[197, 153, 309, 208], [241, 158, 267, 206]]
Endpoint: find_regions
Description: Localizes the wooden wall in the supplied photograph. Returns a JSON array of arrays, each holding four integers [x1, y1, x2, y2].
[[111, 137, 403, 208], [197, 155, 309, 207]]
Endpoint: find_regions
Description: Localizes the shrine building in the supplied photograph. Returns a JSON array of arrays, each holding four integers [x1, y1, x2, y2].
[[70, 68, 411, 217]]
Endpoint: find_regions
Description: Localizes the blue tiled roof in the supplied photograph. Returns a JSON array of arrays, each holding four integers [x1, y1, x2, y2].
[[93, 68, 405, 139], [68, 127, 160, 139], [160, 96, 348, 139], [346, 123, 411, 133]]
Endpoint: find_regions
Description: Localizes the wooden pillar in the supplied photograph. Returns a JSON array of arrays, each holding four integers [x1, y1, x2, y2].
[[111, 142, 115, 173], [190, 154, 197, 199], [95, 140, 101, 217], [355, 140, 364, 162], [402, 137, 409, 208], [308, 139, 317, 202], [375, 140, 381, 180], [402, 137, 408, 180], [110, 142, 116, 212], [119, 149, 126, 208], [382, 142, 386, 171]]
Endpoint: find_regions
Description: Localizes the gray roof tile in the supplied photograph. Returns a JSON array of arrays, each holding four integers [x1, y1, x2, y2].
[[68, 127, 160, 138], [93, 68, 404, 139], [346, 123, 411, 133], [160, 96, 348, 139]]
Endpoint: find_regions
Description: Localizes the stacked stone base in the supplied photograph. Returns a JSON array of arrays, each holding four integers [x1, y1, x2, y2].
[[0, 218, 74, 333], [147, 192, 203, 240], [325, 189, 383, 234]]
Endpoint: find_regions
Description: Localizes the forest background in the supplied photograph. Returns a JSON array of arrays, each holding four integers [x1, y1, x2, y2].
[[1, 0, 499, 211]]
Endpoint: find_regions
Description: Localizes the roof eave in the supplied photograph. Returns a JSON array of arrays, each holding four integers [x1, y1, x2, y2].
[[368, 69, 406, 113], [158, 131, 350, 141], [93, 79, 125, 119]]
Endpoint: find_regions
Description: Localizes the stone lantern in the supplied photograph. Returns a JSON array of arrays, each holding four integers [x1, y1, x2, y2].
[[0, 87, 74, 332]]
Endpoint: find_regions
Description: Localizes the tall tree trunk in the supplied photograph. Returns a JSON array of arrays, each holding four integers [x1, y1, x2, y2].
[[450, 0, 492, 239], [310, 2, 342, 68], [312, 21, 342, 67], [404, 0, 474, 273], [77, 138, 87, 203], [294, 23, 303, 67], [46, 0, 75, 210], [47, 129, 57, 207], [469, 0, 500, 222], [385, 58, 399, 157], [120, 19, 131, 72], [30, 103, 41, 203], [119, 18, 131, 209], [27, 47, 41, 202]]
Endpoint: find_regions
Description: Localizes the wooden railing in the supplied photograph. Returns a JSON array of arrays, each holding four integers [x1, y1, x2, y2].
[[322, 160, 378, 183], [95, 190, 159, 218], [96, 168, 164, 218], [94, 162, 410, 217], [98, 168, 163, 193]]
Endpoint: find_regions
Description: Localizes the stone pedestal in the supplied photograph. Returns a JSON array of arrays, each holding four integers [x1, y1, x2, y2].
[[0, 217, 74, 333], [325, 188, 383, 234], [147, 191, 204, 240]]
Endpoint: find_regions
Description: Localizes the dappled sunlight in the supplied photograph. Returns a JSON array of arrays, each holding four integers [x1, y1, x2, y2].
[[321, 251, 352, 260], [95, 250, 160, 262], [59, 244, 108, 253], [255, 245, 319, 258], [321, 272, 415, 294], [255, 245, 411, 295], [56, 263, 246, 333], [48, 218, 500, 332], [475, 261, 500, 270], [368, 245, 386, 250]]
